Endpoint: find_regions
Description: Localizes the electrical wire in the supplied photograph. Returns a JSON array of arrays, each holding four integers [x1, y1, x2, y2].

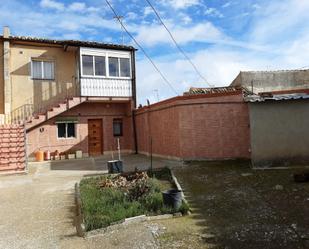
[[105, 0, 179, 95], [145, 0, 211, 87]]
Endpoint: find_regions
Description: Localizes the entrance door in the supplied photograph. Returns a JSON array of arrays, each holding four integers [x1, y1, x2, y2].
[[88, 119, 103, 156]]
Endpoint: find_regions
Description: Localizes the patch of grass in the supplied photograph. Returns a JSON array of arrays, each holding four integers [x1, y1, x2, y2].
[[79, 170, 186, 231], [148, 167, 173, 181]]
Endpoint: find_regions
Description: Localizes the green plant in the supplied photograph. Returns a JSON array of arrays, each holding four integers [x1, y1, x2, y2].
[[141, 191, 163, 212], [178, 201, 190, 214], [79, 170, 189, 232]]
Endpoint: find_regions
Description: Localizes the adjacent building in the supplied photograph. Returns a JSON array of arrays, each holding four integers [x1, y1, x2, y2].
[[231, 69, 309, 94], [246, 90, 309, 167]]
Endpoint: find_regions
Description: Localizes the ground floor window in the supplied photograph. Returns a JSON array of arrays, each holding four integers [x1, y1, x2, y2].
[[113, 119, 123, 137], [57, 122, 76, 138]]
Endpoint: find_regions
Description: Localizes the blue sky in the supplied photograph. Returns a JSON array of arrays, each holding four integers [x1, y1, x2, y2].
[[1, 0, 309, 104]]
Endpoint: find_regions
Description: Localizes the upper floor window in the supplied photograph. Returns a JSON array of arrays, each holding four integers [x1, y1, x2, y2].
[[80, 48, 131, 79], [109, 57, 131, 77], [31, 60, 54, 80], [82, 55, 106, 77]]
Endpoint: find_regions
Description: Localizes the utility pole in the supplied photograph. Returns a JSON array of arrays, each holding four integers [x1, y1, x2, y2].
[[113, 15, 124, 45]]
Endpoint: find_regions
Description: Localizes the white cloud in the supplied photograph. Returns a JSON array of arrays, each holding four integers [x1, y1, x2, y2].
[[143, 6, 153, 17], [68, 2, 86, 12], [204, 7, 224, 18], [135, 22, 224, 46], [40, 0, 99, 13], [40, 0, 64, 11], [126, 11, 138, 20], [179, 13, 192, 24], [160, 0, 201, 9], [222, 2, 232, 8]]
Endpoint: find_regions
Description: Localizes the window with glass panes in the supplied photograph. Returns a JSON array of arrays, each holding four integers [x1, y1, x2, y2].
[[57, 122, 76, 138], [113, 119, 123, 136], [31, 60, 54, 80], [81, 55, 106, 76]]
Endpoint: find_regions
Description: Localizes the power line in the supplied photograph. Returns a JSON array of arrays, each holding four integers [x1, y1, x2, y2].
[[105, 0, 179, 96], [144, 0, 211, 87]]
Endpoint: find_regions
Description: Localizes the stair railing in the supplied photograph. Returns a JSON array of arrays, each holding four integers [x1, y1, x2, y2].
[[8, 77, 80, 125]]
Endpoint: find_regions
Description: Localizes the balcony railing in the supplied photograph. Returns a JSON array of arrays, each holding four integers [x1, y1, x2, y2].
[[1, 77, 133, 125], [80, 77, 132, 97]]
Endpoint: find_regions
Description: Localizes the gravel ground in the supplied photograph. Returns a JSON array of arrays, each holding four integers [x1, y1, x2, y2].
[[173, 161, 309, 249]]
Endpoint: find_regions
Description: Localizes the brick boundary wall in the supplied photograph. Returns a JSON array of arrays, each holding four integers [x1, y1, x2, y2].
[[134, 91, 251, 160], [0, 124, 26, 173]]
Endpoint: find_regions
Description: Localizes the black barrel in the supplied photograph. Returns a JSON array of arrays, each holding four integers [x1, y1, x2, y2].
[[107, 160, 123, 173], [162, 189, 182, 210]]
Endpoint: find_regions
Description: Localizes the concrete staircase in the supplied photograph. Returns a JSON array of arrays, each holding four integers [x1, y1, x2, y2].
[[0, 96, 86, 173], [25, 97, 86, 130], [0, 125, 26, 173]]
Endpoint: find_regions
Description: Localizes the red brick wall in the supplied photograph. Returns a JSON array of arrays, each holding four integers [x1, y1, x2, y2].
[[27, 102, 134, 157], [135, 92, 250, 160], [0, 125, 26, 172]]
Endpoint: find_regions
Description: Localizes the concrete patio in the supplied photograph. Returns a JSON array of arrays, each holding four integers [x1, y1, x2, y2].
[[0, 154, 182, 249]]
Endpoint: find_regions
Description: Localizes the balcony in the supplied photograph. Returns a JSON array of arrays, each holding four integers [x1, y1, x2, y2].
[[80, 77, 132, 97], [79, 47, 133, 98]]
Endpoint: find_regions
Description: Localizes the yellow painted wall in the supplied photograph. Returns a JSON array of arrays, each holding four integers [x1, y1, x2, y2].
[[10, 42, 76, 117], [0, 42, 4, 114]]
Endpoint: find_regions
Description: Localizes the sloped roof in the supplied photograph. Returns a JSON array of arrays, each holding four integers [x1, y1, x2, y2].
[[0, 35, 136, 51], [184, 86, 251, 96], [245, 88, 309, 102], [245, 93, 309, 102]]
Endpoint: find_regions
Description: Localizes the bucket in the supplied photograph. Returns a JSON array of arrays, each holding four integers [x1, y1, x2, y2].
[[162, 189, 182, 210], [107, 160, 123, 173], [35, 150, 44, 162], [44, 151, 50, 161]]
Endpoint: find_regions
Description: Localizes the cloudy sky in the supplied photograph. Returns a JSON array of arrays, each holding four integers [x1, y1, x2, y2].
[[1, 0, 309, 104]]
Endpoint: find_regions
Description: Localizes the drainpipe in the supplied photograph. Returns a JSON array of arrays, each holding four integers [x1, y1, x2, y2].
[[131, 49, 138, 154], [3, 26, 11, 115], [132, 109, 138, 154]]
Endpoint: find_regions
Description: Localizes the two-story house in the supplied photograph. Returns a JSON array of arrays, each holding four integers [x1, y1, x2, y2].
[[0, 27, 137, 159]]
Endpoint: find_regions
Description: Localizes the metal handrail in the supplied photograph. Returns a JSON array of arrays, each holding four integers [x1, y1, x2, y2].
[[8, 78, 80, 125]]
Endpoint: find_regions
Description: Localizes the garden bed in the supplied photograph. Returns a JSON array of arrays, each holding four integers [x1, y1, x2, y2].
[[76, 168, 189, 235]]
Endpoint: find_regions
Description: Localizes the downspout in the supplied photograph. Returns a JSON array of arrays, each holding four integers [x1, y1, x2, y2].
[[131, 49, 138, 153], [132, 110, 138, 154], [3, 26, 11, 116]]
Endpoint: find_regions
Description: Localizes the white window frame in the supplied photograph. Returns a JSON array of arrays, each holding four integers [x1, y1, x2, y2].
[[81, 55, 107, 78], [80, 47, 131, 80], [31, 59, 55, 80], [56, 122, 77, 139]]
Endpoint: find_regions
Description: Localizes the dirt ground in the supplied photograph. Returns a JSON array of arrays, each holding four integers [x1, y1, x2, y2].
[[172, 161, 309, 249]]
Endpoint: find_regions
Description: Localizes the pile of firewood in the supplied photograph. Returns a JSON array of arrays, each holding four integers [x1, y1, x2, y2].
[[97, 172, 149, 190]]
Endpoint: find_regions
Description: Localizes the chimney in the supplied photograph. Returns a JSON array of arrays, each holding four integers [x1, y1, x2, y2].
[[3, 26, 10, 38]]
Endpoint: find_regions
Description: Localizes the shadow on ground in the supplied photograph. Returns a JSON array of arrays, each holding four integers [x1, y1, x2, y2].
[[173, 161, 309, 249]]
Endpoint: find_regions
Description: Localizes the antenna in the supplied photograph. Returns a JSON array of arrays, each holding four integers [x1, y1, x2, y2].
[[153, 89, 159, 102], [113, 15, 124, 45]]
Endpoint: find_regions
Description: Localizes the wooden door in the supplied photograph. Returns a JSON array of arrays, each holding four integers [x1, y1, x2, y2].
[[88, 119, 103, 156]]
